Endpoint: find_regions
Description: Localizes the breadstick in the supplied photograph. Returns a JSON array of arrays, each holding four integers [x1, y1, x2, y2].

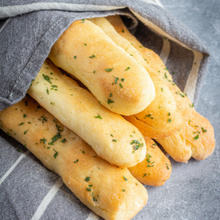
[[0, 96, 148, 220], [128, 137, 172, 187], [28, 59, 146, 167], [49, 19, 155, 116], [90, 17, 183, 139], [107, 15, 215, 162]]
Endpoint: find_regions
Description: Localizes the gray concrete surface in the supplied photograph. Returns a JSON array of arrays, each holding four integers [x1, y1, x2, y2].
[[134, 0, 220, 219]]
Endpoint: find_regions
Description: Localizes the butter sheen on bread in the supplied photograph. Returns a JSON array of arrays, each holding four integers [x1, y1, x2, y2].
[[49, 19, 155, 116], [0, 96, 148, 220]]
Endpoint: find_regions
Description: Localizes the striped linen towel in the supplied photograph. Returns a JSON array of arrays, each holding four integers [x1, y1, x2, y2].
[[0, 0, 209, 219]]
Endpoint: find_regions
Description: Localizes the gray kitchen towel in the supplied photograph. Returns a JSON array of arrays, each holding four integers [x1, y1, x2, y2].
[[0, 1, 210, 220]]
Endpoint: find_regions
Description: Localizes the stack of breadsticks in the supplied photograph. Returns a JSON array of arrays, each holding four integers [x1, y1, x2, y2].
[[0, 16, 215, 220]]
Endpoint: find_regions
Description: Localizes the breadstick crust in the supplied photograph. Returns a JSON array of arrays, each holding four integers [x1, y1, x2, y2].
[[128, 137, 172, 187], [49, 19, 155, 116], [28, 59, 146, 167], [108, 15, 215, 162], [0, 96, 148, 220], [93, 17, 182, 139]]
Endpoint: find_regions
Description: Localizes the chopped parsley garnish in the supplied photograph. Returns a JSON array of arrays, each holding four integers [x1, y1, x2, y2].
[[16, 149, 22, 153], [39, 115, 47, 123], [143, 173, 147, 177], [125, 67, 130, 71], [168, 119, 171, 123], [42, 74, 52, 84], [84, 43, 87, 46], [56, 124, 63, 132], [53, 149, 58, 159], [122, 29, 125, 33], [40, 138, 47, 144], [201, 127, 207, 133], [189, 103, 194, 108], [19, 122, 24, 126], [168, 112, 171, 116], [121, 189, 125, 192], [121, 78, 125, 82], [81, 19, 85, 23], [164, 68, 168, 71], [49, 132, 61, 145], [46, 88, 49, 94], [23, 114, 27, 118], [123, 176, 128, 181], [85, 177, 90, 182], [175, 91, 185, 97], [161, 87, 164, 92], [74, 56, 77, 59], [93, 70, 96, 74], [145, 114, 153, 119], [105, 68, 114, 72], [109, 93, 112, 97], [113, 76, 119, 84], [119, 83, 123, 88], [50, 102, 55, 105], [94, 114, 102, 119], [74, 159, 79, 163], [112, 139, 117, 142], [164, 73, 168, 78], [166, 163, 171, 170], [107, 99, 114, 105], [25, 101, 28, 106], [86, 188, 91, 192], [24, 129, 29, 135], [89, 54, 95, 58], [130, 140, 143, 151], [194, 135, 199, 140], [61, 138, 66, 143]]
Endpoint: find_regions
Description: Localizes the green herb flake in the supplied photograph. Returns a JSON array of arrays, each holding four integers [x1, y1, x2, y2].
[[161, 87, 164, 92], [172, 71, 175, 74], [168, 119, 172, 123], [119, 83, 123, 88], [125, 67, 130, 71], [89, 54, 96, 58], [23, 114, 27, 118], [107, 99, 114, 105], [50, 102, 55, 105], [112, 139, 117, 142], [85, 177, 90, 182], [74, 159, 79, 163], [61, 138, 67, 143], [164, 73, 168, 78], [121, 78, 125, 82], [74, 56, 77, 59], [42, 74, 52, 84], [46, 88, 49, 94], [18, 122, 24, 126], [40, 138, 47, 144], [194, 135, 199, 140], [25, 101, 28, 106], [201, 127, 207, 133], [53, 149, 58, 159], [84, 43, 87, 46], [105, 68, 114, 72], [166, 163, 171, 170], [122, 29, 125, 33], [130, 140, 143, 151], [123, 176, 128, 181], [143, 173, 147, 178], [16, 149, 22, 153], [93, 70, 96, 74], [86, 187, 91, 192], [168, 112, 171, 116], [24, 129, 29, 135], [121, 189, 125, 192], [81, 19, 85, 23], [49, 132, 61, 145], [109, 93, 112, 97], [189, 103, 194, 108], [94, 114, 102, 119]]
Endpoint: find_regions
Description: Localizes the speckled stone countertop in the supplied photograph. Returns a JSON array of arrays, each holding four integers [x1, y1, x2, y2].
[[135, 0, 220, 219]]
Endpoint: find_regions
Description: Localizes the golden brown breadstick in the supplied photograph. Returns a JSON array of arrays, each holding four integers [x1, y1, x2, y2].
[[107, 15, 215, 162], [28, 59, 146, 167], [90, 17, 183, 139], [0, 96, 148, 220], [128, 137, 172, 187], [49, 19, 155, 116]]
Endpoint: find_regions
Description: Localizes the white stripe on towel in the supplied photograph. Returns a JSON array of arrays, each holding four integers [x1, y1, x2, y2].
[[160, 37, 170, 64], [184, 51, 203, 102], [0, 151, 30, 186], [31, 177, 63, 220], [86, 211, 100, 220]]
